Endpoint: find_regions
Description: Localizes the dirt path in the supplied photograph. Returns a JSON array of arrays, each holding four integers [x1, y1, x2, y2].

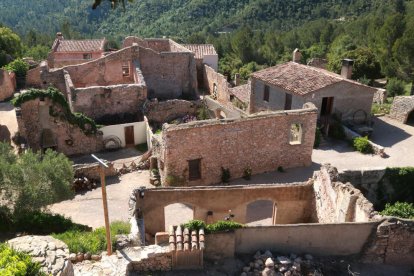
[[0, 101, 18, 143]]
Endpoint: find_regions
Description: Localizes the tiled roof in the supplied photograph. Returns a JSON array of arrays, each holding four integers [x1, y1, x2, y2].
[[230, 83, 251, 103], [251, 62, 375, 96], [54, 39, 105, 52], [182, 44, 217, 59]]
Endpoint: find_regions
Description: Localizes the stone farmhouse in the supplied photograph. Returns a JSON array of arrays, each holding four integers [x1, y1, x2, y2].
[[47, 32, 106, 68]]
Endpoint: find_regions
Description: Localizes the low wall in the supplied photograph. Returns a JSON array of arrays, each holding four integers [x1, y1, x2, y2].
[[100, 121, 147, 148], [343, 126, 384, 156], [73, 162, 117, 181], [204, 232, 236, 260]]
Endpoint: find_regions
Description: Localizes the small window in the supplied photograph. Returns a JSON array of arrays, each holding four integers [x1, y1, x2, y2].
[[83, 53, 92, 60], [290, 123, 302, 145], [263, 85, 270, 102], [122, 62, 130, 77], [188, 159, 201, 181]]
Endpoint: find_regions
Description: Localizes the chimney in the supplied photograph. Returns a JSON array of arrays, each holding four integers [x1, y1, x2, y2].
[[341, 59, 354, 79], [234, 73, 241, 86], [293, 48, 302, 63], [56, 32, 63, 40]]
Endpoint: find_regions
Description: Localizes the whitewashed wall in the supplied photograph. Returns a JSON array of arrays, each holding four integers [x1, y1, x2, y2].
[[100, 121, 147, 148]]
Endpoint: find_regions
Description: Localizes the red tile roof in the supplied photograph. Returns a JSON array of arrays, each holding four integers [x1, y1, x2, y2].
[[53, 39, 106, 52], [182, 44, 217, 59], [251, 62, 375, 96], [230, 83, 251, 103]]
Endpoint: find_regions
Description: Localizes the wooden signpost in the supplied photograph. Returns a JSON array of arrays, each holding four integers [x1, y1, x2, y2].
[[91, 154, 112, 255]]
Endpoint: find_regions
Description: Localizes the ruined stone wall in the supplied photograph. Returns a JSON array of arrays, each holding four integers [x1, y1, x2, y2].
[[313, 165, 377, 223], [158, 105, 317, 186], [71, 84, 147, 121], [26, 66, 42, 88], [0, 69, 15, 101], [17, 98, 103, 155], [362, 218, 414, 265], [203, 65, 231, 104], [144, 99, 202, 125], [73, 162, 117, 181], [50, 51, 103, 68], [373, 88, 387, 105], [128, 246, 172, 272], [389, 95, 414, 123]]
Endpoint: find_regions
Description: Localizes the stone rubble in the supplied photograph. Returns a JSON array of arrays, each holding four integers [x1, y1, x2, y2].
[[7, 235, 73, 276], [240, 250, 324, 276]]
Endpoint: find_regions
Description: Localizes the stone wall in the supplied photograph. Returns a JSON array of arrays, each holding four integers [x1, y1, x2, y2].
[[26, 66, 43, 88], [73, 162, 117, 181], [127, 245, 172, 272], [389, 95, 414, 123], [373, 88, 387, 105], [203, 64, 232, 104], [143, 99, 202, 126], [313, 165, 377, 223], [0, 69, 16, 101], [17, 98, 103, 156], [362, 218, 414, 265], [157, 104, 317, 186]]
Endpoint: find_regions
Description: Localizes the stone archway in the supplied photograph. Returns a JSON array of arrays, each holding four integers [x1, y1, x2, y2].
[[406, 109, 414, 126], [245, 199, 277, 226]]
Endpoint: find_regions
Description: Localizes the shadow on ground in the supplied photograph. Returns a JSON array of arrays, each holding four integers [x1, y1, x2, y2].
[[370, 117, 412, 147]]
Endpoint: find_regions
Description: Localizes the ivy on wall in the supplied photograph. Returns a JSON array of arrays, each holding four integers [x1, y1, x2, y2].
[[12, 87, 98, 135]]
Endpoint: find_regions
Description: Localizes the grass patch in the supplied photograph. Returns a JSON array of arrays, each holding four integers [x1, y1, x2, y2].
[[353, 136, 374, 154], [135, 143, 148, 153], [371, 103, 391, 115], [52, 221, 129, 254]]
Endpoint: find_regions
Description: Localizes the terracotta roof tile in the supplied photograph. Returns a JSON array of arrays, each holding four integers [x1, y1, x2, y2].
[[251, 62, 375, 96], [54, 39, 105, 52], [182, 44, 217, 59], [230, 83, 251, 103]]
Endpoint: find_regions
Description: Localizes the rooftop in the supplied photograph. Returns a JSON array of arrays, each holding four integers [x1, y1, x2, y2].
[[230, 83, 251, 103], [251, 62, 375, 96], [53, 39, 106, 53], [182, 44, 217, 59]]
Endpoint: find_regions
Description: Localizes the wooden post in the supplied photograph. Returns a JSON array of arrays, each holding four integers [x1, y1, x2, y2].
[[92, 154, 112, 255]]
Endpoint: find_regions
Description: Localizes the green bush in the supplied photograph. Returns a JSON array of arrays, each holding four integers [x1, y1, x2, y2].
[[221, 167, 231, 183], [181, 219, 243, 234], [380, 202, 414, 219], [197, 107, 210, 120], [2, 58, 29, 76], [314, 127, 321, 148], [165, 175, 185, 186], [243, 167, 252, 180], [52, 221, 130, 254], [386, 78, 405, 97], [0, 243, 45, 276], [135, 143, 148, 153], [353, 136, 374, 154]]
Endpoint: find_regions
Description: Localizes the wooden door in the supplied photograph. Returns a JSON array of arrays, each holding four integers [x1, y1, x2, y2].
[[124, 126, 135, 147]]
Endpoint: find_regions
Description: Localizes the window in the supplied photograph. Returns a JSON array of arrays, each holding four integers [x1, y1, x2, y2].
[[83, 53, 92, 60], [290, 123, 302, 145], [122, 62, 130, 77], [263, 85, 270, 102], [188, 159, 201, 181], [284, 93, 292, 110]]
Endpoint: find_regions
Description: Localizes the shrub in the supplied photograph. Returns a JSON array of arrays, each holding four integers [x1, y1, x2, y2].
[[221, 167, 231, 183], [0, 243, 45, 276], [353, 136, 374, 154], [135, 143, 148, 153], [243, 167, 252, 180], [2, 58, 29, 76], [371, 103, 391, 115], [197, 107, 210, 120], [380, 202, 414, 219], [277, 166, 285, 173], [165, 174, 185, 186], [386, 78, 405, 97], [52, 221, 130, 254], [314, 127, 321, 148], [181, 220, 243, 234]]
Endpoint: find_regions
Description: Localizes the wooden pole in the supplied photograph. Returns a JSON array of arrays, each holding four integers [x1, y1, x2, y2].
[[92, 154, 112, 255]]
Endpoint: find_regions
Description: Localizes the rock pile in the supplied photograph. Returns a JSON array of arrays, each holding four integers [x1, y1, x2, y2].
[[7, 235, 73, 276], [72, 177, 98, 192], [240, 250, 323, 276]]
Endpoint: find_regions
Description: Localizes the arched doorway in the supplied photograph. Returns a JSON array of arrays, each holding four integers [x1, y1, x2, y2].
[[406, 109, 414, 126], [245, 200, 276, 226], [164, 203, 194, 231]]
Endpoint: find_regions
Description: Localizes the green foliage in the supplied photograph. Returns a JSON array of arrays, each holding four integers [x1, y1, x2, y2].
[[277, 166, 285, 173], [386, 78, 406, 97], [380, 202, 414, 219], [165, 175, 185, 187], [12, 87, 98, 134], [181, 219, 243, 234], [2, 58, 29, 76], [135, 143, 148, 153], [0, 142, 74, 217], [242, 167, 252, 180], [196, 107, 210, 120], [0, 26, 22, 66], [23, 44, 50, 61], [314, 127, 321, 148], [52, 221, 130, 254], [353, 136, 374, 154], [371, 103, 391, 114], [221, 167, 231, 183], [377, 167, 414, 210], [0, 243, 45, 276]]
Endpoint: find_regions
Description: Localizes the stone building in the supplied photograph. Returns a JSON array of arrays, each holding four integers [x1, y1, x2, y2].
[[248, 60, 377, 122], [152, 103, 317, 186], [47, 32, 106, 68], [0, 68, 16, 101], [182, 44, 218, 87]]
